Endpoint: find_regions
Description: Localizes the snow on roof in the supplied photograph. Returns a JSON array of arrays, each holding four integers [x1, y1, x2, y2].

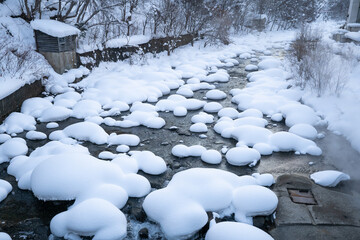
[[30, 19, 80, 38]]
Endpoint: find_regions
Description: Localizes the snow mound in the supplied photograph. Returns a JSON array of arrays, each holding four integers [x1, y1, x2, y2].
[[289, 124, 318, 140], [190, 123, 208, 133], [108, 133, 140, 147], [50, 198, 127, 240], [176, 87, 194, 98], [72, 100, 102, 119], [156, 95, 206, 112], [0, 138, 28, 164], [128, 151, 167, 175], [201, 150, 222, 164], [46, 122, 59, 129], [38, 106, 72, 122], [206, 222, 274, 240], [191, 112, 214, 124], [0, 179, 12, 202], [0, 232, 11, 240], [225, 147, 261, 167], [218, 108, 239, 119], [245, 64, 259, 71], [143, 168, 277, 239], [310, 170, 350, 187], [26, 130, 47, 140], [116, 145, 130, 153], [0, 134, 11, 143], [172, 145, 207, 158], [238, 108, 264, 118], [0, 112, 36, 134], [279, 103, 320, 127], [174, 106, 188, 117], [21, 97, 52, 118], [205, 70, 229, 83], [121, 110, 165, 129], [50, 122, 109, 145], [203, 102, 223, 113], [257, 58, 281, 70], [206, 89, 227, 100]]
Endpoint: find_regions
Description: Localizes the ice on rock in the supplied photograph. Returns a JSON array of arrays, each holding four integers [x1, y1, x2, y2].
[[269, 132, 322, 156], [50, 122, 109, 145], [72, 100, 102, 119], [0, 112, 36, 134], [245, 64, 259, 71], [225, 147, 261, 167], [21, 97, 53, 118], [143, 168, 277, 239], [172, 145, 207, 158], [50, 198, 127, 240], [201, 150, 222, 164], [190, 123, 208, 133], [46, 122, 59, 129], [108, 133, 140, 147], [205, 89, 227, 100], [218, 108, 239, 119], [0, 179, 12, 202], [191, 112, 214, 124], [174, 106, 188, 117], [206, 222, 274, 240], [203, 102, 223, 113], [310, 170, 350, 187], [0, 232, 11, 240], [289, 124, 318, 140], [0, 138, 28, 164], [26, 131, 47, 140], [0, 134, 11, 143]]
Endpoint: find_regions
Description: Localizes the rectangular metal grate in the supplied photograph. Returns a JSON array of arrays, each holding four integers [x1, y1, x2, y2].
[[288, 189, 317, 205]]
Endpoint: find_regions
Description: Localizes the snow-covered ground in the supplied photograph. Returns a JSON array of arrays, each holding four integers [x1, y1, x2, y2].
[[0, 23, 359, 239]]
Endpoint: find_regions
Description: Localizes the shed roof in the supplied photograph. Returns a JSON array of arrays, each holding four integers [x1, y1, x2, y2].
[[30, 19, 80, 38]]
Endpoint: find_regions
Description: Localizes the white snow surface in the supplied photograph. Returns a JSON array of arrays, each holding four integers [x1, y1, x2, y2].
[[26, 131, 47, 140], [201, 150, 222, 164], [0, 112, 36, 134], [205, 89, 227, 100], [143, 168, 277, 239], [206, 222, 274, 240], [310, 170, 350, 187], [225, 147, 261, 167], [30, 19, 80, 38], [0, 232, 11, 240], [172, 145, 207, 158], [0, 179, 12, 202], [0, 138, 28, 164]]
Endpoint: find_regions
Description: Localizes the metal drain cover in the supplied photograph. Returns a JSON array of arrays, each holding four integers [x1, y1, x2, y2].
[[288, 189, 317, 205]]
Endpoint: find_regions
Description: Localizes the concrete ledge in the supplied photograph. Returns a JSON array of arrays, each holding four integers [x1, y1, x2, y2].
[[0, 80, 44, 122]]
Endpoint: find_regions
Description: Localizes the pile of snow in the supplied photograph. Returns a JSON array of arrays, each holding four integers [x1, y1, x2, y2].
[[279, 103, 320, 127], [172, 144, 206, 158], [30, 19, 80, 38], [105, 35, 151, 48], [120, 110, 165, 129], [108, 133, 140, 147], [204, 69, 230, 83], [206, 222, 274, 240], [0, 134, 11, 143], [225, 147, 261, 167], [50, 122, 109, 145], [205, 89, 227, 100], [0, 112, 36, 134], [156, 94, 206, 115], [345, 31, 360, 42], [310, 170, 350, 187], [0, 138, 28, 164], [190, 123, 208, 133], [245, 64, 259, 71], [0, 179, 12, 202], [50, 198, 127, 240], [289, 124, 318, 140], [143, 168, 277, 239], [203, 102, 223, 113], [25, 130, 47, 140], [112, 151, 167, 175], [201, 150, 222, 164], [257, 57, 281, 70], [218, 108, 239, 119], [191, 112, 214, 124], [0, 232, 11, 240]]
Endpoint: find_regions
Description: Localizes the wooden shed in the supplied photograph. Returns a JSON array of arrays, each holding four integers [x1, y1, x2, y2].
[[347, 0, 360, 31], [31, 19, 80, 74]]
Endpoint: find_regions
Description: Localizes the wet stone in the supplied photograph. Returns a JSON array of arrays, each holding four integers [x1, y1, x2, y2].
[[138, 228, 149, 239]]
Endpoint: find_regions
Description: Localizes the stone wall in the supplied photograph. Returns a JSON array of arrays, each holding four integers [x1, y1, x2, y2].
[[0, 80, 44, 122], [78, 34, 194, 69]]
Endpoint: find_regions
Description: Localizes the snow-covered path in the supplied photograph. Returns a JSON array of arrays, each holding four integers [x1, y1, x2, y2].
[[1, 32, 360, 239]]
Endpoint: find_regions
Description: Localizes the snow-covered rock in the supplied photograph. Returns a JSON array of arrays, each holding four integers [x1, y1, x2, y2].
[[206, 89, 227, 100], [201, 150, 222, 164], [310, 170, 350, 187], [225, 147, 261, 167], [0, 138, 28, 164], [0, 179, 12, 202]]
